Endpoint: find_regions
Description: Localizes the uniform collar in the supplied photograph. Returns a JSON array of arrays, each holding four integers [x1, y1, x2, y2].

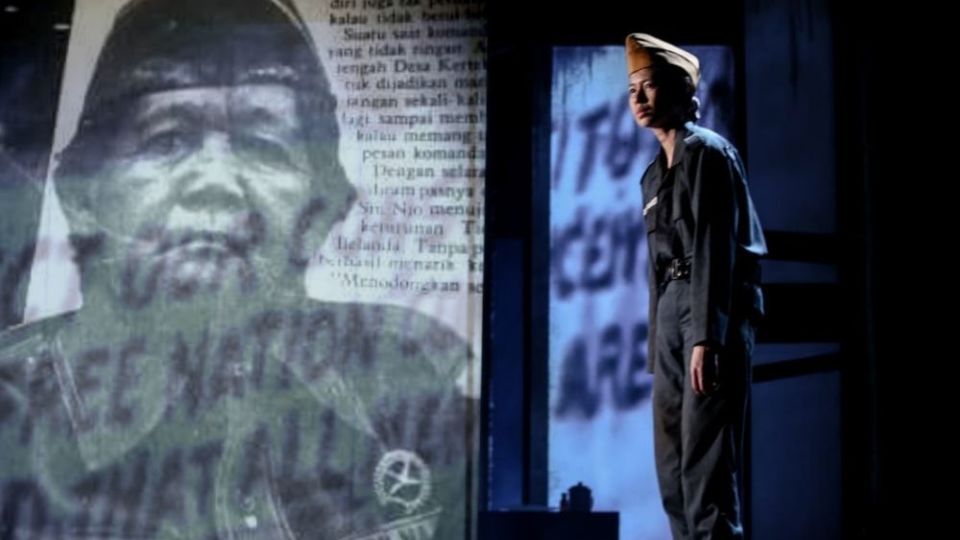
[[655, 122, 695, 172]]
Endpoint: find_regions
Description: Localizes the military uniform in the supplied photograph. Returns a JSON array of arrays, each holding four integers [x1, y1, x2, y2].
[[0, 302, 472, 539], [641, 121, 766, 539]]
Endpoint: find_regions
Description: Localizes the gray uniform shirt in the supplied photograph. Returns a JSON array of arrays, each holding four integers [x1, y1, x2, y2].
[[641, 122, 767, 372]]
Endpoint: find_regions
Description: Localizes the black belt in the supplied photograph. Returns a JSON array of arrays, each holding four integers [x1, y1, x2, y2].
[[660, 258, 691, 284], [657, 256, 762, 290]]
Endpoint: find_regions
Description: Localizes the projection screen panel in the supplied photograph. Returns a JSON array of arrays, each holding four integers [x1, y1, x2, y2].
[[0, 1, 484, 539]]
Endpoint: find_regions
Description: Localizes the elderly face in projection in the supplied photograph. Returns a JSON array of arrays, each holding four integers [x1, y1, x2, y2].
[[57, 0, 354, 309]]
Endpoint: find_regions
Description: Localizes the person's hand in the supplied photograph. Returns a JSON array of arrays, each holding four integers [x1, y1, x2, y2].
[[690, 344, 719, 395]]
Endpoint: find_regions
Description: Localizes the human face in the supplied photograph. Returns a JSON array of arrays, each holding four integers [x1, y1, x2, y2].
[[628, 67, 685, 130], [628, 67, 661, 128], [90, 84, 315, 302]]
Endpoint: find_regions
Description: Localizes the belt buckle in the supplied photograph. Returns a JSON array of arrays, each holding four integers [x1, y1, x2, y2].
[[669, 259, 688, 280]]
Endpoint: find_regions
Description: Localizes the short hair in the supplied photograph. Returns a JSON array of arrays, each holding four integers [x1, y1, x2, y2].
[[654, 63, 700, 123]]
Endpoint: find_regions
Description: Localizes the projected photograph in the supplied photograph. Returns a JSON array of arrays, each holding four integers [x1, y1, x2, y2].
[[0, 0, 484, 538], [549, 44, 736, 540]]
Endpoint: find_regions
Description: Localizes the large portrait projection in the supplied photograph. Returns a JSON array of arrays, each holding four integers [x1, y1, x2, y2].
[[0, 0, 485, 538], [549, 45, 734, 540]]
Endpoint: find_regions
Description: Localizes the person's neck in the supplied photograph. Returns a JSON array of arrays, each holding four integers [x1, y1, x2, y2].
[[652, 125, 681, 168]]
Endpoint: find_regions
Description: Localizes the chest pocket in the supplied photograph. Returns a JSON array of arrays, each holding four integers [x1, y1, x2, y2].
[[643, 173, 675, 233], [668, 163, 695, 257], [643, 167, 697, 271]]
